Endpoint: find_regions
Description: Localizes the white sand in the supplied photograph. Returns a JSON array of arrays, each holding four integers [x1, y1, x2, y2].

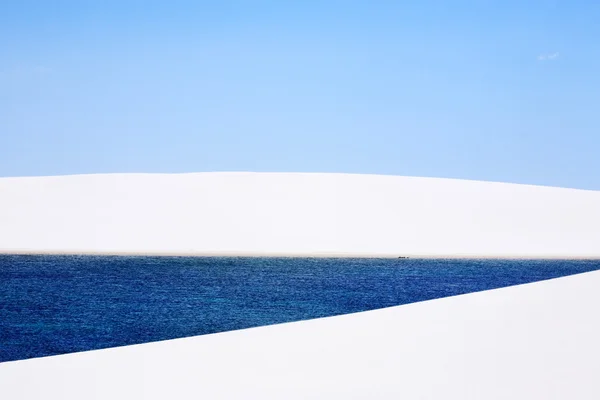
[[1, 172, 599, 257], [1, 269, 599, 399], [1, 172, 599, 399]]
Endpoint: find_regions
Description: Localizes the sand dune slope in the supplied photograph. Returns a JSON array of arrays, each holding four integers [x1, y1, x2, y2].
[[1, 172, 599, 257]]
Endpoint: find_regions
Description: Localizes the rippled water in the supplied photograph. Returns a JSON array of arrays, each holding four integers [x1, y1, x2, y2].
[[1, 255, 599, 363]]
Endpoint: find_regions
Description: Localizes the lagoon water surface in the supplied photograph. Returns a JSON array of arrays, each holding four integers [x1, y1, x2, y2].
[[1, 255, 599, 363]]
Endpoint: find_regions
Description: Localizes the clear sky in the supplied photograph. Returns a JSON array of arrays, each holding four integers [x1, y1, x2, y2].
[[1, 1, 599, 189]]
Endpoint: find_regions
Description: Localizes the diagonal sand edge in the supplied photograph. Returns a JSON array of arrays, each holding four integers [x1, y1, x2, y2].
[[1, 269, 599, 399]]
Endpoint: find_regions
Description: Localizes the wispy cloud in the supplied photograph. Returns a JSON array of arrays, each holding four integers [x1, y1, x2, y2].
[[538, 52, 559, 61]]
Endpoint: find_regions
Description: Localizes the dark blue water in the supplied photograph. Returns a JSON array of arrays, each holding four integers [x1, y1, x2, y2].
[[1, 255, 599, 363]]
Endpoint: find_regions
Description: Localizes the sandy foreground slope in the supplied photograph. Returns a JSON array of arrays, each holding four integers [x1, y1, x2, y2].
[[0, 269, 599, 399], [0, 172, 599, 257]]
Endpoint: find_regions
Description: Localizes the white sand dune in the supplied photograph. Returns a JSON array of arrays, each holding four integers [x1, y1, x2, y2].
[[1, 269, 599, 399], [1, 172, 599, 257], [1, 172, 599, 399]]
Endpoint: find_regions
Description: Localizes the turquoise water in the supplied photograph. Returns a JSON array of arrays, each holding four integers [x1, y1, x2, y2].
[[1, 255, 599, 363]]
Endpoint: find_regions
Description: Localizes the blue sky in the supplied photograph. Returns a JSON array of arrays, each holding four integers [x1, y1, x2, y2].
[[1, 1, 599, 189]]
